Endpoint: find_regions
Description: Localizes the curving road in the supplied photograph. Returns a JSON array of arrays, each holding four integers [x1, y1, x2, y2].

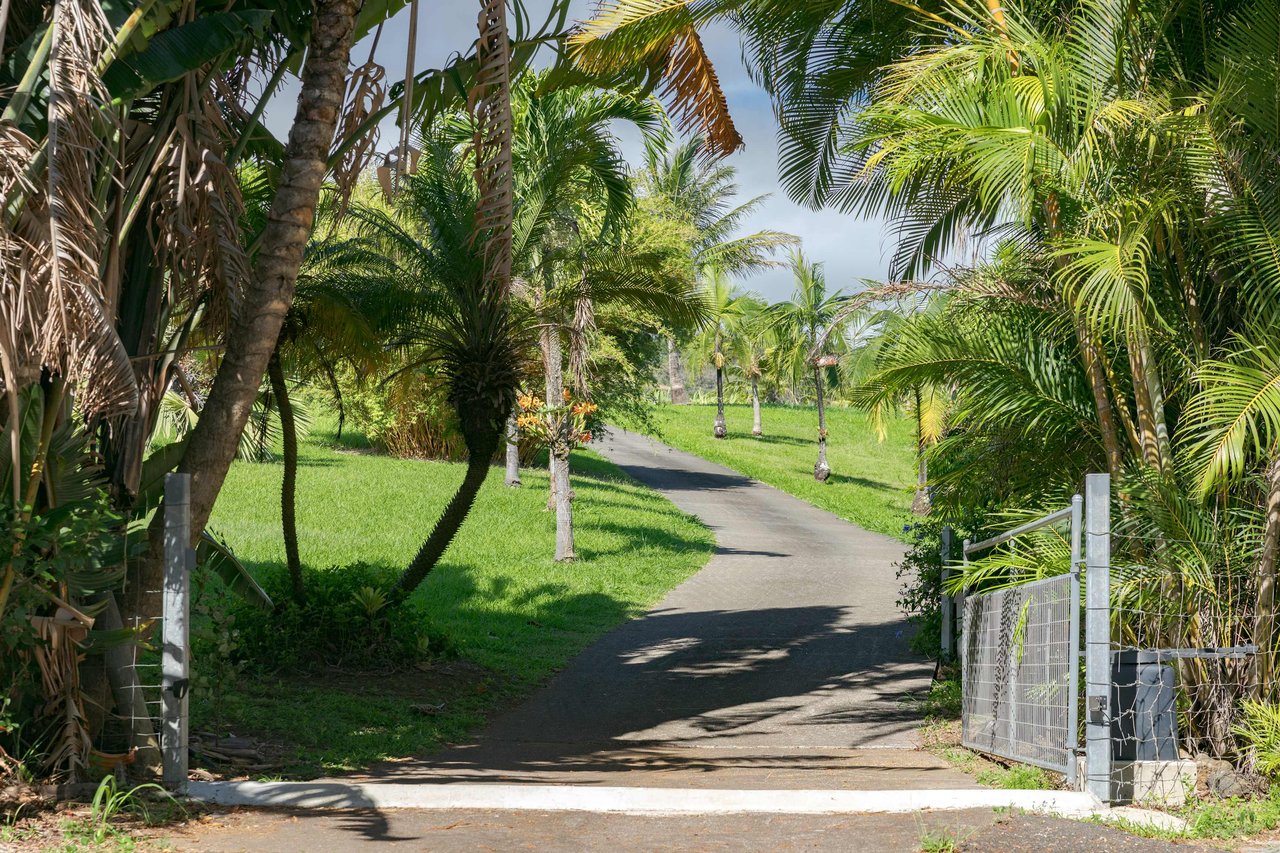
[[365, 427, 974, 790]]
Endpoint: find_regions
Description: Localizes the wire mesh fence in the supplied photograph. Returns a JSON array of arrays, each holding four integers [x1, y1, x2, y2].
[[1107, 529, 1261, 804], [961, 573, 1077, 777], [952, 474, 1269, 805], [94, 473, 191, 786]]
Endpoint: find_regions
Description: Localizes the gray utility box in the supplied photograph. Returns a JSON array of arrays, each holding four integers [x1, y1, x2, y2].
[[1110, 649, 1179, 761]]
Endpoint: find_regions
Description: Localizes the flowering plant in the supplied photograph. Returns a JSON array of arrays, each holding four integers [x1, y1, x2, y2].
[[514, 389, 599, 448]]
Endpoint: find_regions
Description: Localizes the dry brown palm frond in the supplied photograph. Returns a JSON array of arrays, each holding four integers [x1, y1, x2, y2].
[[152, 85, 249, 334], [469, 0, 514, 298], [40, 0, 136, 417], [30, 604, 93, 779], [569, 285, 595, 397], [329, 56, 388, 227], [658, 27, 741, 159], [568, 0, 742, 158]]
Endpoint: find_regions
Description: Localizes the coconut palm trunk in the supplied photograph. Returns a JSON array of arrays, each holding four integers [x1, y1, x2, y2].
[[750, 374, 762, 436], [267, 349, 304, 602], [668, 336, 689, 404], [813, 365, 830, 481], [504, 411, 521, 486], [133, 0, 361, 620], [542, 324, 575, 561], [713, 336, 727, 438]]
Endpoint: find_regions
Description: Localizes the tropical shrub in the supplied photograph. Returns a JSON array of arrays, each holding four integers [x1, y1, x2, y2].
[[219, 562, 454, 674]]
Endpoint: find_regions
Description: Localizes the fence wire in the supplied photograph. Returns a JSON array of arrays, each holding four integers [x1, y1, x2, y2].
[[962, 574, 1076, 776], [1108, 531, 1261, 803]]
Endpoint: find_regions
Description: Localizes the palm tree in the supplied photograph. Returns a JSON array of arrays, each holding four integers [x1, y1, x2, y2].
[[636, 137, 795, 403], [769, 250, 855, 481], [689, 268, 757, 438], [504, 78, 666, 561], [347, 139, 521, 601], [728, 300, 777, 437]]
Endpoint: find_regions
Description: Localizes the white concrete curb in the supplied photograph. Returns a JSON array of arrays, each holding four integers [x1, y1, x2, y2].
[[187, 781, 1102, 817]]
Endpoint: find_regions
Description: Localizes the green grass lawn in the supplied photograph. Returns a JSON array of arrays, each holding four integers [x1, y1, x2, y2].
[[197, 417, 714, 776], [632, 403, 918, 539]]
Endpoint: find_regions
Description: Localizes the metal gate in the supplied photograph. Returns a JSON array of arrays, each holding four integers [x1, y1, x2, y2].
[[957, 498, 1082, 786]]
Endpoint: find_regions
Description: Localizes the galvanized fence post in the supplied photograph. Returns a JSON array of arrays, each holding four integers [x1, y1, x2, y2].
[[1084, 473, 1111, 802], [941, 526, 954, 661], [161, 473, 192, 789], [1067, 493, 1083, 789]]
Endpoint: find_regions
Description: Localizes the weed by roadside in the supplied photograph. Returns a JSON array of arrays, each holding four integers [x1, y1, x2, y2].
[[917, 828, 963, 852], [1100, 785, 1280, 844], [1, 777, 195, 852]]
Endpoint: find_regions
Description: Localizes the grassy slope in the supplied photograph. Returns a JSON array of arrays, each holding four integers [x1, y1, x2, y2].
[[636, 403, 917, 539], [200, 417, 714, 774]]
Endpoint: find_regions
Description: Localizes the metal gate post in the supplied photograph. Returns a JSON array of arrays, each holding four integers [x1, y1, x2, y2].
[[1084, 473, 1111, 802], [941, 527, 954, 661], [161, 473, 192, 789], [1066, 493, 1083, 789]]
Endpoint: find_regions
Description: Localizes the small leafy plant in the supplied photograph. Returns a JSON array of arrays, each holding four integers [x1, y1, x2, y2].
[[1234, 700, 1280, 778]]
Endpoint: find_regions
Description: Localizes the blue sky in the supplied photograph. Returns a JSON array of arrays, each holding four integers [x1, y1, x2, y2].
[[263, 1, 892, 302]]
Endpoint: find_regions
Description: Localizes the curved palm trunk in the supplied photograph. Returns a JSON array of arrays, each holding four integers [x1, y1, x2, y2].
[[813, 366, 830, 482], [504, 411, 521, 487], [318, 354, 345, 440], [750, 375, 762, 436], [133, 0, 360, 621], [268, 349, 304, 603], [667, 336, 689, 405], [393, 429, 499, 600], [713, 337, 726, 439], [542, 324, 574, 561]]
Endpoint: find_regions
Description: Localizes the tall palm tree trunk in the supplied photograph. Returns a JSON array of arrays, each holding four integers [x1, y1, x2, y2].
[[912, 384, 930, 514], [393, 428, 500, 601], [132, 0, 360, 620], [504, 411, 521, 487], [713, 336, 726, 438], [1253, 457, 1280, 698], [1072, 320, 1122, 479], [542, 324, 575, 561], [750, 374, 762, 436], [813, 366, 830, 481], [667, 336, 689, 404], [268, 349, 304, 603]]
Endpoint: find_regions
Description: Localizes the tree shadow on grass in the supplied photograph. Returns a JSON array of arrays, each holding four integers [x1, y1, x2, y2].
[[740, 433, 813, 448], [827, 472, 897, 492]]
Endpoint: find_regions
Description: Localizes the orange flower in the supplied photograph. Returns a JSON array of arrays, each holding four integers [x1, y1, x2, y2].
[[562, 388, 572, 402], [578, 431, 593, 443]]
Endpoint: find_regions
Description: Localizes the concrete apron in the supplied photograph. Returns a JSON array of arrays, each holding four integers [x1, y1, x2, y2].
[[187, 780, 1102, 818]]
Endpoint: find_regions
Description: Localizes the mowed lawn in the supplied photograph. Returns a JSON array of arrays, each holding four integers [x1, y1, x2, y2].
[[200, 418, 714, 775], [637, 403, 917, 539]]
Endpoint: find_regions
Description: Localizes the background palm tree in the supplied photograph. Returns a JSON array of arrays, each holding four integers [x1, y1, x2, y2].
[[689, 268, 757, 438], [727, 300, 777, 437], [768, 250, 855, 481], [636, 137, 795, 403]]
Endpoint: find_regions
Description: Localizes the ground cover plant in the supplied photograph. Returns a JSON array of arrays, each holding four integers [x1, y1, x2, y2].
[[635, 403, 917, 538], [194, 415, 714, 776]]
